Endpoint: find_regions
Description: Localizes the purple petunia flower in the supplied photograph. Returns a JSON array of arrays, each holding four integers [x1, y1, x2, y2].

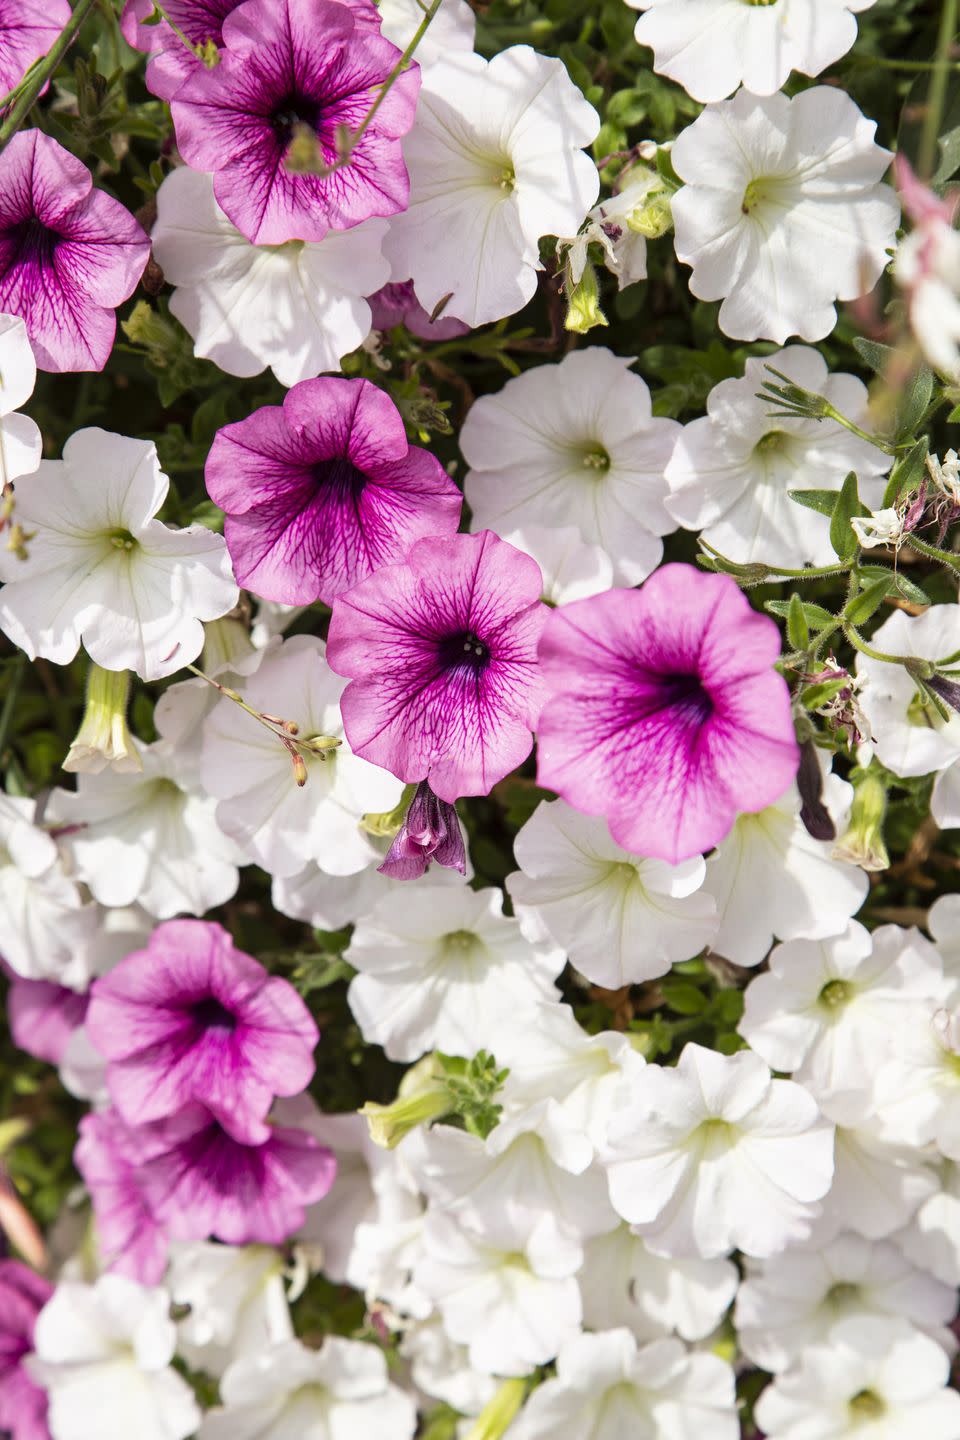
[[137, 1105, 336, 1245], [121, 0, 381, 101], [75, 1110, 170, 1285], [85, 919, 319, 1142], [536, 564, 800, 863], [0, 1260, 52, 1440], [327, 530, 547, 803], [378, 780, 467, 880], [168, 0, 419, 245], [0, 1, 71, 97], [205, 377, 462, 606], [368, 281, 470, 341], [0, 131, 150, 373]]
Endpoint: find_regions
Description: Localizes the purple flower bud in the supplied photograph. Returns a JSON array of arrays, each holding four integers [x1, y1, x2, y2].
[[797, 738, 835, 842], [926, 673, 960, 715], [378, 781, 466, 881]]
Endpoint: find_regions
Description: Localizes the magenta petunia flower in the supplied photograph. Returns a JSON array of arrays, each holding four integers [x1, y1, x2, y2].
[[137, 1105, 336, 1245], [368, 281, 470, 341], [0, 1260, 52, 1440], [168, 0, 419, 245], [205, 377, 462, 606], [327, 530, 547, 802], [536, 563, 800, 863], [0, 131, 150, 373], [86, 919, 319, 1143], [5, 971, 87, 1067], [0, 1, 71, 97], [121, 0, 380, 101], [75, 1110, 169, 1285], [378, 780, 466, 880]]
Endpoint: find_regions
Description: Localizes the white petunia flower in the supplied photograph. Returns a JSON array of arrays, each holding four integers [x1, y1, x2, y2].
[[47, 740, 241, 917], [605, 1042, 834, 1259], [277, 1100, 379, 1285], [702, 773, 868, 968], [736, 1231, 958, 1374], [202, 633, 403, 879], [898, 1159, 960, 1287], [29, 1275, 199, 1440], [167, 1243, 293, 1379], [503, 524, 614, 605], [414, 1208, 583, 1377], [856, 606, 960, 830], [197, 1336, 416, 1440], [412, 1111, 617, 1239], [345, 884, 563, 1063], [894, 158, 960, 381], [152, 168, 390, 387], [507, 799, 717, 987], [628, 0, 877, 104], [378, 0, 475, 68], [813, 1120, 940, 1243], [399, 1319, 497, 1419], [0, 429, 237, 680], [496, 1002, 648, 1164], [665, 346, 889, 566], [345, 1137, 431, 1320], [754, 1316, 960, 1440], [929, 894, 960, 986], [580, 1223, 738, 1342], [383, 46, 599, 328], [0, 792, 101, 987], [671, 87, 899, 343], [509, 1328, 738, 1440], [462, 349, 680, 586], [873, 1006, 960, 1159], [738, 923, 949, 1124], [0, 312, 41, 482]]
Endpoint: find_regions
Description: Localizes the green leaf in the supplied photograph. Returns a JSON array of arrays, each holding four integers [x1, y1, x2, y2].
[[801, 678, 849, 710], [660, 981, 708, 1016], [845, 574, 894, 627], [829, 472, 867, 560], [851, 335, 895, 376], [859, 564, 931, 607], [788, 488, 841, 517], [786, 593, 810, 651], [882, 436, 928, 507], [934, 123, 960, 186], [765, 599, 837, 630], [894, 364, 935, 444]]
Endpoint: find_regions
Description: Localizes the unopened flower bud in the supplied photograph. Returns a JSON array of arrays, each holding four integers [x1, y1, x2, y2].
[[291, 751, 308, 787], [832, 766, 890, 872], [284, 121, 326, 174], [564, 260, 608, 335], [301, 733, 341, 755], [360, 1055, 453, 1149], [925, 672, 960, 716], [64, 664, 142, 775], [378, 780, 466, 880], [463, 1379, 527, 1440]]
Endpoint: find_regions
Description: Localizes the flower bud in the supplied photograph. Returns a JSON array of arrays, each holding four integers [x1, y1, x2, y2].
[[832, 766, 890, 872], [463, 1379, 527, 1440], [377, 780, 466, 880], [64, 665, 142, 775], [626, 186, 673, 238], [360, 1055, 453, 1149], [564, 260, 608, 335]]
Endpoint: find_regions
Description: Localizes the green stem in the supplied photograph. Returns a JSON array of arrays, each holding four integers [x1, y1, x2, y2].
[[842, 623, 917, 666], [0, 652, 26, 768], [920, 0, 959, 179], [767, 562, 852, 579], [147, 0, 203, 59], [822, 403, 898, 456], [904, 533, 960, 575], [0, 0, 101, 151]]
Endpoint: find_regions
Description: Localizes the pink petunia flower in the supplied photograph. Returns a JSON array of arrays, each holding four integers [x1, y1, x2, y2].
[[75, 1110, 170, 1285], [205, 377, 462, 606], [85, 919, 318, 1142], [327, 530, 547, 803], [168, 0, 419, 245], [0, 1260, 52, 1440], [0, 131, 150, 373], [137, 1106, 336, 1245], [0, 1, 71, 97], [121, 0, 381, 101], [536, 563, 799, 863], [6, 973, 88, 1066]]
